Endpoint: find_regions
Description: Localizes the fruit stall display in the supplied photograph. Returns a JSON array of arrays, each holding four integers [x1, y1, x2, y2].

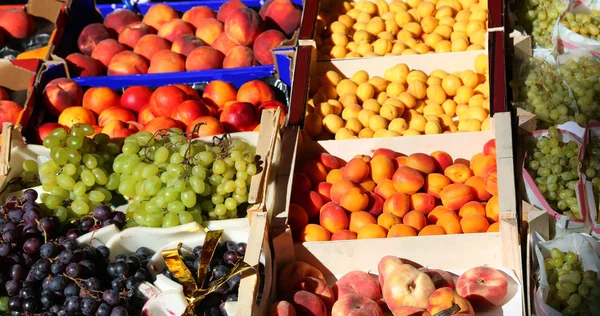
[[56, 0, 303, 82], [0, 0, 65, 60]]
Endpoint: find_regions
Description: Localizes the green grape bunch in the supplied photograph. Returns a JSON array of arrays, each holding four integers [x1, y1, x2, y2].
[[26, 124, 122, 222], [513, 0, 566, 47], [544, 248, 600, 315], [525, 126, 582, 219], [510, 58, 577, 128], [561, 11, 600, 41], [112, 127, 257, 228], [582, 138, 600, 210], [558, 57, 600, 125]]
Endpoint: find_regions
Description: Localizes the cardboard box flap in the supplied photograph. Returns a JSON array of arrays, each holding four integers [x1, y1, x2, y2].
[[26, 0, 64, 25], [0, 60, 37, 91]]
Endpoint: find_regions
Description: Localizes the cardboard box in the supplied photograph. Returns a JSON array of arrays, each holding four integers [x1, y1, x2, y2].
[[269, 112, 524, 314], [0, 0, 66, 61], [0, 59, 41, 131], [54, 0, 309, 86]]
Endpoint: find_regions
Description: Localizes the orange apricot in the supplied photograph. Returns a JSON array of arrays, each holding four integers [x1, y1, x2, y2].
[[439, 183, 476, 210], [383, 192, 410, 218], [387, 224, 418, 238], [349, 211, 377, 233], [485, 195, 499, 223], [460, 214, 489, 233], [425, 173, 452, 199], [405, 153, 437, 174], [409, 193, 437, 214], [302, 160, 328, 184], [427, 206, 454, 225], [392, 166, 425, 194], [484, 167, 498, 196], [320, 204, 349, 233], [343, 157, 371, 183], [444, 163, 473, 184], [330, 180, 357, 203], [403, 210, 427, 232], [326, 168, 344, 184], [357, 224, 388, 239], [340, 188, 370, 212], [288, 204, 309, 233], [418, 225, 447, 236], [370, 155, 395, 184], [377, 212, 403, 230], [464, 175, 492, 201], [436, 213, 462, 234], [458, 201, 486, 218], [299, 224, 331, 242], [487, 222, 500, 232], [374, 179, 398, 200], [331, 229, 358, 240]]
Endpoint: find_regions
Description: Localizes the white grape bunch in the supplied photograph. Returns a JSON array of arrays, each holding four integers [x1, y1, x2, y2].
[[558, 57, 600, 125], [514, 0, 566, 47]]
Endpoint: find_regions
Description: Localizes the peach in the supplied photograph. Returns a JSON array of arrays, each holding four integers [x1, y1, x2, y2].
[[483, 139, 496, 157], [340, 188, 369, 212], [194, 18, 224, 46], [374, 179, 397, 200], [253, 29, 286, 65], [104, 9, 140, 34], [298, 191, 324, 219], [142, 117, 181, 134], [220, 101, 259, 132], [292, 173, 311, 195], [271, 301, 297, 316], [365, 192, 385, 217], [58, 107, 96, 127], [485, 195, 499, 223], [426, 288, 475, 315], [121, 86, 152, 113], [300, 224, 331, 242], [383, 264, 436, 310], [391, 307, 431, 316], [148, 50, 186, 73], [223, 46, 256, 68], [326, 169, 344, 184], [223, 8, 263, 46], [78, 23, 113, 56], [118, 22, 155, 49], [378, 256, 404, 287], [107, 51, 149, 76], [91, 39, 126, 67], [288, 290, 327, 316], [133, 34, 170, 61], [370, 155, 395, 184], [288, 203, 309, 234], [186, 116, 225, 137], [444, 164, 473, 184], [157, 19, 194, 42], [320, 204, 348, 233], [0, 101, 22, 126], [424, 173, 451, 199], [101, 120, 137, 141], [236, 79, 275, 106], [418, 225, 447, 236], [171, 100, 211, 128], [406, 153, 437, 174], [149, 85, 188, 117], [439, 183, 476, 211], [373, 148, 400, 160], [392, 166, 425, 195], [211, 32, 239, 56], [430, 151, 453, 173], [217, 0, 248, 22], [0, 87, 8, 100], [0, 8, 35, 39], [383, 192, 410, 218], [183, 6, 217, 28], [43, 78, 83, 116], [319, 153, 339, 170], [170, 34, 204, 57], [331, 230, 357, 240], [82, 87, 121, 116], [427, 206, 454, 225], [334, 270, 381, 301], [418, 268, 456, 289], [332, 294, 384, 316], [292, 276, 335, 310], [465, 176, 492, 201], [174, 84, 201, 101], [410, 193, 436, 214], [471, 154, 496, 178], [349, 211, 376, 233], [202, 80, 237, 109], [456, 266, 508, 312], [403, 210, 427, 232], [65, 53, 104, 77], [186, 46, 224, 71], [302, 160, 328, 185], [260, 0, 302, 37], [138, 105, 156, 125], [142, 4, 178, 30], [484, 167, 498, 196], [278, 261, 325, 294]]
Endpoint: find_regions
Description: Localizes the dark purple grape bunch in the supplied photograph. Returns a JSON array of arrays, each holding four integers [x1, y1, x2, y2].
[[162, 241, 246, 316], [69, 206, 127, 238]]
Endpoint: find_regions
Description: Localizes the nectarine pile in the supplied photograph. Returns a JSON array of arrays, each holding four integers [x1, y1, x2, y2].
[[40, 77, 286, 142], [68, 0, 302, 77], [315, 0, 488, 59], [275, 259, 509, 315], [305, 54, 490, 140], [289, 139, 500, 242]]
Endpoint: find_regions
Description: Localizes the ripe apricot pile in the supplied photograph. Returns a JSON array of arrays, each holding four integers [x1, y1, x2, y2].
[[288, 139, 499, 241], [305, 54, 489, 140], [316, 0, 488, 59]]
